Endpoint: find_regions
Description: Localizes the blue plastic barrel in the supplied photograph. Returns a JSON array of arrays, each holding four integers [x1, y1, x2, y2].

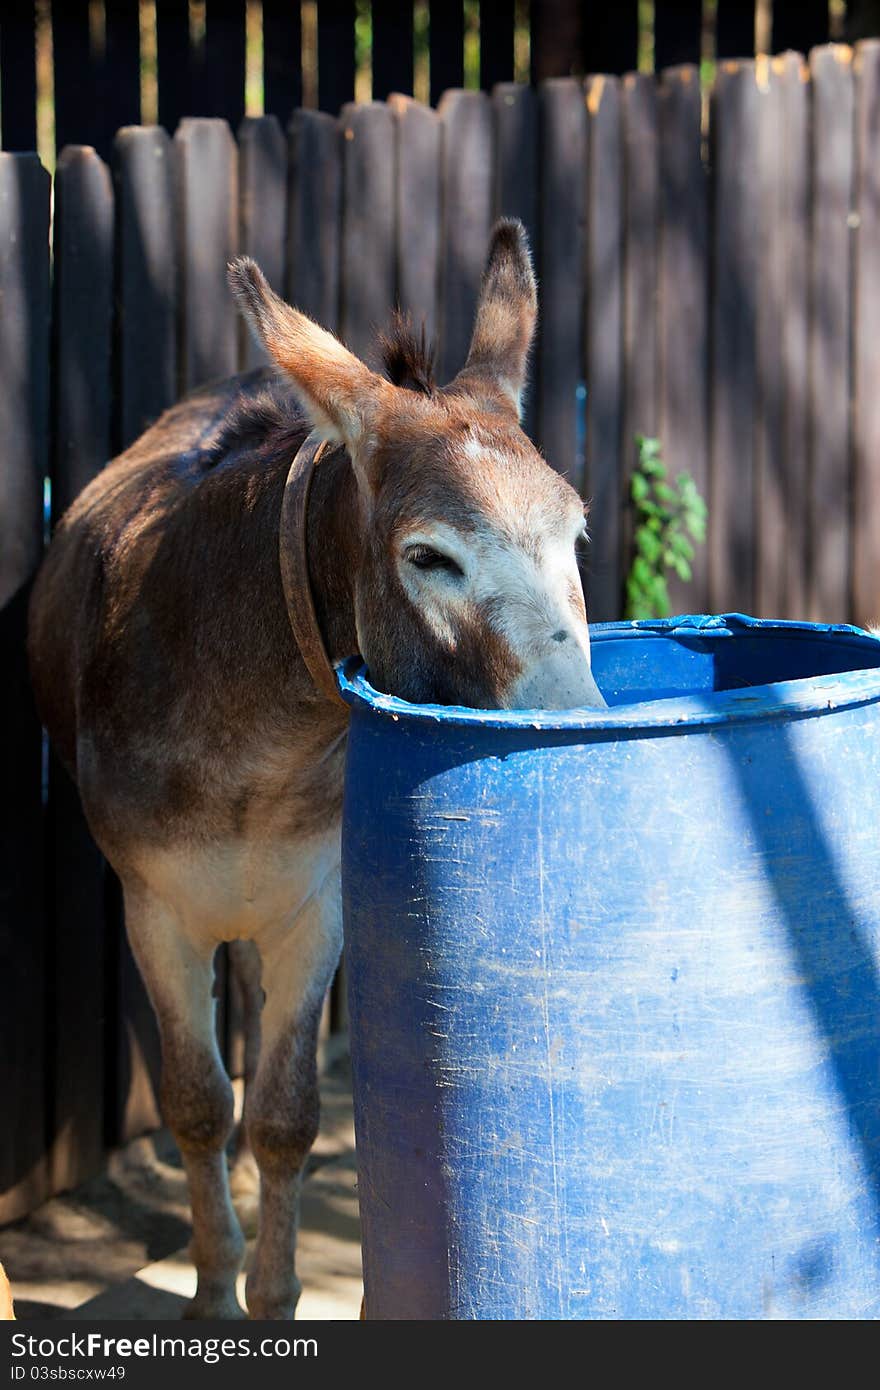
[[339, 614, 880, 1320]]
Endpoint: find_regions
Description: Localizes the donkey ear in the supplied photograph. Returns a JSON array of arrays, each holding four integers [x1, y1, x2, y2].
[[228, 257, 390, 455], [449, 219, 537, 419]]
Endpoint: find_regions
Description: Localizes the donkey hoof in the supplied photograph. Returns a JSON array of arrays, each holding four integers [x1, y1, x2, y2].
[[247, 1301, 297, 1321], [183, 1288, 247, 1321], [246, 1278, 302, 1321]]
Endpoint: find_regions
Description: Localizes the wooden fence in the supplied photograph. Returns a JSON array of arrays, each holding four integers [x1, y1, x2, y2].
[[3, 42, 880, 1223], [3, 2, 880, 162]]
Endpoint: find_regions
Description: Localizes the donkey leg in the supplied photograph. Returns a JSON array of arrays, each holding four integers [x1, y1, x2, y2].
[[124, 886, 246, 1319], [227, 939, 263, 1203], [245, 871, 342, 1320]]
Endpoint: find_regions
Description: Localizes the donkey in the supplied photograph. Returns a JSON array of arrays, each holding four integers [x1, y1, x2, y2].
[[28, 219, 605, 1319]]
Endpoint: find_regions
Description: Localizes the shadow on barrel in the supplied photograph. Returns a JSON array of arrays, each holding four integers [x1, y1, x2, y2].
[[709, 687, 880, 1241]]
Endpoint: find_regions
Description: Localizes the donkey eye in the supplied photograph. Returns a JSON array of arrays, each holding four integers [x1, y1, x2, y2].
[[406, 545, 463, 576]]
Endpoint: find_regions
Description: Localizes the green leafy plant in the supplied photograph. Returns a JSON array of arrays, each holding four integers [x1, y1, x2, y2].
[[625, 435, 708, 620]]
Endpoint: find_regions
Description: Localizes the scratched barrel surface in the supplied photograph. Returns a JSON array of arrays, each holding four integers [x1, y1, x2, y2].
[[339, 614, 880, 1320]]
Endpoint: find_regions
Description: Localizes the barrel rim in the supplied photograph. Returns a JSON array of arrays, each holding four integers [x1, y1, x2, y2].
[[336, 613, 880, 732]]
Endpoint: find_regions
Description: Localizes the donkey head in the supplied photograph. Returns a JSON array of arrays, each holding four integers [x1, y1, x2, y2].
[[230, 220, 605, 711]]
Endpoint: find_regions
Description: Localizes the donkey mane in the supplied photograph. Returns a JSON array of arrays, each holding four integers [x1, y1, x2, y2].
[[378, 310, 437, 395], [200, 372, 308, 471]]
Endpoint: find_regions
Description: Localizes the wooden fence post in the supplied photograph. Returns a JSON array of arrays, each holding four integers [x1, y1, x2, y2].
[[287, 110, 342, 331], [621, 71, 659, 609], [238, 115, 287, 369], [437, 90, 494, 386], [175, 118, 239, 394], [536, 79, 587, 487], [0, 151, 51, 1223], [754, 57, 787, 619], [776, 52, 811, 622], [710, 60, 760, 615], [492, 82, 538, 440], [112, 125, 178, 1142], [340, 101, 395, 365], [657, 64, 709, 612], [390, 94, 441, 345], [852, 40, 880, 626], [585, 74, 624, 621], [48, 145, 114, 1193], [808, 45, 855, 624]]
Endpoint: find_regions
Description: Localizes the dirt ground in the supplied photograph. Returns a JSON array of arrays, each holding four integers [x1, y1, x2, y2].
[[0, 1055, 361, 1321]]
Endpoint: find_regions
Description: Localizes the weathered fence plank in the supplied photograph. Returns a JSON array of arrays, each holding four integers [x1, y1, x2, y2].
[[536, 79, 586, 487], [775, 51, 811, 621], [175, 118, 239, 393], [853, 40, 880, 626], [0, 160, 49, 581], [114, 126, 178, 451], [808, 45, 855, 624], [112, 126, 178, 1142], [0, 152, 50, 1224], [621, 71, 659, 610], [657, 65, 709, 612], [373, 0, 415, 101], [437, 89, 493, 385], [492, 84, 537, 246], [492, 83, 538, 439], [262, 0, 302, 123], [287, 110, 342, 330], [0, 0, 38, 152], [390, 95, 441, 344], [47, 147, 114, 1194], [585, 75, 623, 621], [340, 102, 395, 365], [710, 60, 760, 615], [238, 115, 287, 369], [173, 116, 239, 1073], [754, 59, 787, 619], [51, 149, 115, 515]]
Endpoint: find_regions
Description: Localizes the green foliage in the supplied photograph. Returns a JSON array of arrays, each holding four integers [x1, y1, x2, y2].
[[625, 436, 708, 620]]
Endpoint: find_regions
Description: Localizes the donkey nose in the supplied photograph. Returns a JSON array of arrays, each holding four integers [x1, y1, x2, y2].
[[507, 637, 607, 711]]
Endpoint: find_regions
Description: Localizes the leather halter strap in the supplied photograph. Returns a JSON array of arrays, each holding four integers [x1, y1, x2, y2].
[[279, 430, 347, 707]]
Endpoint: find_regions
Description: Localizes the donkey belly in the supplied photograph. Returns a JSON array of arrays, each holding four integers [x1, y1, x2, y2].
[[126, 827, 341, 950]]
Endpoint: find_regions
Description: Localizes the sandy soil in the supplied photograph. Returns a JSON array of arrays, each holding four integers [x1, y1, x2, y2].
[[0, 1056, 361, 1321]]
